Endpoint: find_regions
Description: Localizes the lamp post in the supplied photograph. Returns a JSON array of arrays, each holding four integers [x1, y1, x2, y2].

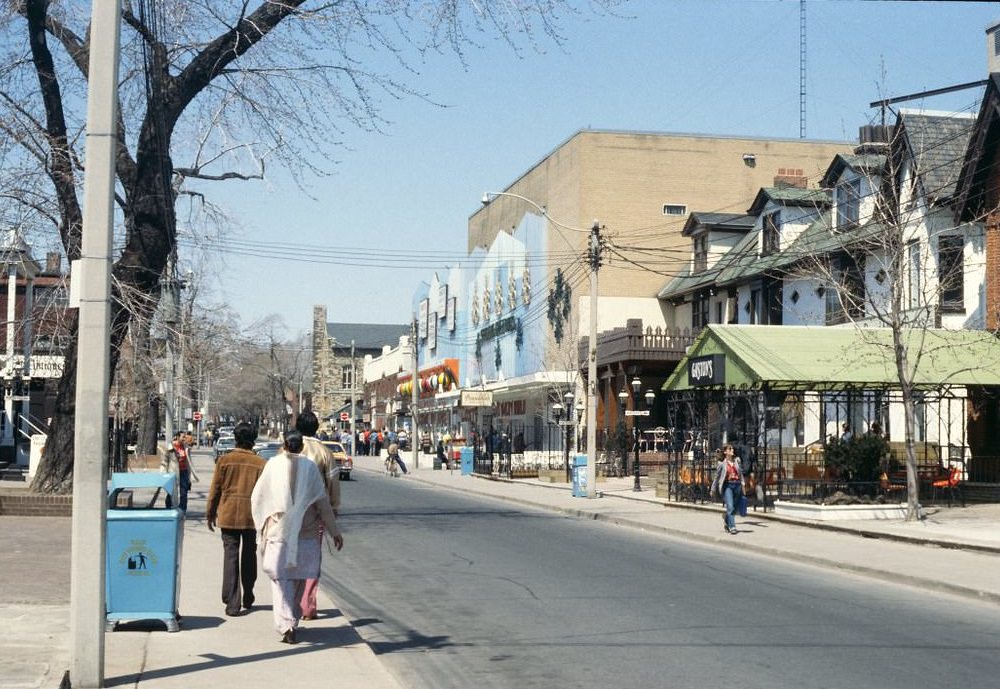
[[550, 401, 564, 469], [562, 390, 574, 482], [623, 377, 655, 492]]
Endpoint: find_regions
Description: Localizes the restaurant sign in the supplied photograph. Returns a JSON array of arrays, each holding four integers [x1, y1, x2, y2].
[[688, 354, 725, 386]]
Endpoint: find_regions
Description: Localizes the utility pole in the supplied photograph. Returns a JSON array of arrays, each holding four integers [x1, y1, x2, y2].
[[586, 221, 601, 499], [349, 339, 356, 455], [70, 1, 121, 685], [410, 318, 419, 470], [161, 257, 179, 445]]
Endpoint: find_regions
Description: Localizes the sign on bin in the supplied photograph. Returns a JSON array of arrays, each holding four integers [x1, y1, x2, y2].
[[571, 454, 588, 497]]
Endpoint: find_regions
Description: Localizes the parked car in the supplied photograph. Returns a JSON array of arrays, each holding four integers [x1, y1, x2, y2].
[[214, 436, 236, 462], [321, 441, 353, 480]]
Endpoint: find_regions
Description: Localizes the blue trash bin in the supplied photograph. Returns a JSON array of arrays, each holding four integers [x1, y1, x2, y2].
[[571, 454, 588, 497], [460, 447, 474, 475], [106, 472, 184, 632]]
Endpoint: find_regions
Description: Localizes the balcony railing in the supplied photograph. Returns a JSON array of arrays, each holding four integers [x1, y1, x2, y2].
[[580, 319, 699, 369]]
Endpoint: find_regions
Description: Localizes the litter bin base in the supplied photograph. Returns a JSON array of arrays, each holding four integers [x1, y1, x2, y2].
[[107, 612, 180, 632]]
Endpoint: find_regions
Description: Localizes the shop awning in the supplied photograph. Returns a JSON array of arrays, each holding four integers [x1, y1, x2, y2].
[[662, 325, 1000, 393]]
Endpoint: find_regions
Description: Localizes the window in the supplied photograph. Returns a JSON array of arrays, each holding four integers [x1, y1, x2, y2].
[[693, 235, 708, 273], [692, 293, 710, 329], [938, 235, 964, 312], [749, 289, 760, 324], [762, 212, 780, 256], [836, 178, 861, 231], [715, 301, 723, 324], [764, 278, 783, 325], [826, 255, 865, 324], [663, 203, 687, 216], [341, 364, 354, 390], [907, 240, 922, 310]]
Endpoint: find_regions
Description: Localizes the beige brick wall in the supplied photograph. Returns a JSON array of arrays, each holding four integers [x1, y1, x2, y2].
[[470, 130, 851, 301]]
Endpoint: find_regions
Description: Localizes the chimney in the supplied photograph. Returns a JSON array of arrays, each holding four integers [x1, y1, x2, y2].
[[987, 21, 1000, 74], [45, 251, 61, 274], [854, 124, 894, 155], [987, 212, 1000, 332], [773, 168, 807, 189]]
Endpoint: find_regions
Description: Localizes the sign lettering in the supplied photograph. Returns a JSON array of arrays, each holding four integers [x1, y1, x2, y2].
[[689, 354, 725, 386]]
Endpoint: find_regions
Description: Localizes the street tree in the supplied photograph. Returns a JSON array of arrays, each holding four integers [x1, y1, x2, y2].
[[784, 113, 987, 520], [0, 0, 617, 492]]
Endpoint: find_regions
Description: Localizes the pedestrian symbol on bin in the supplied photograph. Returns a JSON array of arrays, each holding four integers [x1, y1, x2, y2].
[[119, 541, 157, 575]]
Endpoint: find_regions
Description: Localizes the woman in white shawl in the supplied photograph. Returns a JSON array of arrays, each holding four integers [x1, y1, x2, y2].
[[251, 430, 344, 644]]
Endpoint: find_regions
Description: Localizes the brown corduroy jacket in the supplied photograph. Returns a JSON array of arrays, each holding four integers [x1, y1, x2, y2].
[[206, 447, 266, 530]]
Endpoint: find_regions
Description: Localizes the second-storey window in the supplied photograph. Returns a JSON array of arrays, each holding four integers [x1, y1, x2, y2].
[[693, 235, 708, 273], [341, 364, 354, 390], [762, 212, 781, 256], [938, 235, 964, 312], [836, 177, 861, 231]]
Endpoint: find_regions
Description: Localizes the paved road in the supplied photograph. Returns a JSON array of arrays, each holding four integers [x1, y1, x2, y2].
[[326, 471, 1000, 689]]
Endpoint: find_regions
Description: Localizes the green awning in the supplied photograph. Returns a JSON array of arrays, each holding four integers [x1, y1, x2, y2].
[[662, 325, 1000, 392]]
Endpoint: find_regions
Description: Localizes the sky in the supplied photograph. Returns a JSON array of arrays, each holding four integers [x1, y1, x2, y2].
[[201, 0, 1000, 338]]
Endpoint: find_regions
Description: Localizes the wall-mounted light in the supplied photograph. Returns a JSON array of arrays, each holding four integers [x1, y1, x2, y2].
[[742, 153, 757, 168]]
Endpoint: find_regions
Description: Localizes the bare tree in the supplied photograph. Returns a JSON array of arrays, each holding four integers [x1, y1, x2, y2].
[[0, 0, 615, 492], [784, 113, 986, 520]]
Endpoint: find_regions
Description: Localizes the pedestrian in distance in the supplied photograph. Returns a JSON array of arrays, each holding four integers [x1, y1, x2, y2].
[[710, 443, 745, 534], [386, 441, 407, 475], [164, 431, 199, 512], [295, 410, 342, 621], [251, 430, 343, 645], [206, 422, 266, 617]]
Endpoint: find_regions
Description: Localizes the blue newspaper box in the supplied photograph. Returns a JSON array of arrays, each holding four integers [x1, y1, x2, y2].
[[571, 454, 588, 497], [106, 472, 184, 632], [460, 446, 474, 475]]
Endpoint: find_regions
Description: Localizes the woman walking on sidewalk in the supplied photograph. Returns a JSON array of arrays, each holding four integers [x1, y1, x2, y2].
[[710, 444, 745, 535], [251, 430, 344, 644]]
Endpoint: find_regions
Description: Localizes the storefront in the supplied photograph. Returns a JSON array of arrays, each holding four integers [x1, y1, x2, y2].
[[661, 324, 1000, 506]]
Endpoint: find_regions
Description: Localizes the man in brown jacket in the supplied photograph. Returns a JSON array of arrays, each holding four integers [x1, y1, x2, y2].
[[206, 421, 266, 616]]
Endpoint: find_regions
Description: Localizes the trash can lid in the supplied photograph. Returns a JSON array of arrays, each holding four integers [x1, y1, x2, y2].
[[109, 471, 176, 494]]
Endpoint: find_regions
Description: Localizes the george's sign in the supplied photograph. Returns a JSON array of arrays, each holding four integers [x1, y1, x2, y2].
[[688, 354, 725, 386]]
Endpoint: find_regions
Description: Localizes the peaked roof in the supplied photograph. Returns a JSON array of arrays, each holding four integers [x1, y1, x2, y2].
[[954, 73, 1000, 223], [896, 110, 976, 203], [747, 186, 830, 215], [681, 212, 757, 237], [820, 152, 888, 188], [662, 325, 1000, 392]]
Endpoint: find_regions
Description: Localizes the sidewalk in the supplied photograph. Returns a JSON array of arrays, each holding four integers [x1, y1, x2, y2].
[[361, 453, 1000, 605], [3, 451, 998, 688], [0, 449, 406, 689]]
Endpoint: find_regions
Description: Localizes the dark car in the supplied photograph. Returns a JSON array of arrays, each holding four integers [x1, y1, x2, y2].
[[321, 441, 353, 480]]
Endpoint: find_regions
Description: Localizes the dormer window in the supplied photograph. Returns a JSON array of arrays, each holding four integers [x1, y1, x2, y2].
[[762, 212, 780, 256], [836, 177, 861, 231], [693, 235, 708, 273]]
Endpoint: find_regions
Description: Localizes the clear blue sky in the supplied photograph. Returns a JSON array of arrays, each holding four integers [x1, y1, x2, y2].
[[206, 1, 1000, 337]]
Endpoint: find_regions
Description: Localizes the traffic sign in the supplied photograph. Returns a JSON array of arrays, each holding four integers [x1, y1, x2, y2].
[[339, 412, 350, 421], [192, 411, 202, 421], [625, 410, 650, 417]]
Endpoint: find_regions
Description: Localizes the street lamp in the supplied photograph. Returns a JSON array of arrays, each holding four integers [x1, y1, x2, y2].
[[562, 390, 574, 481], [550, 400, 564, 470], [624, 377, 655, 492]]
